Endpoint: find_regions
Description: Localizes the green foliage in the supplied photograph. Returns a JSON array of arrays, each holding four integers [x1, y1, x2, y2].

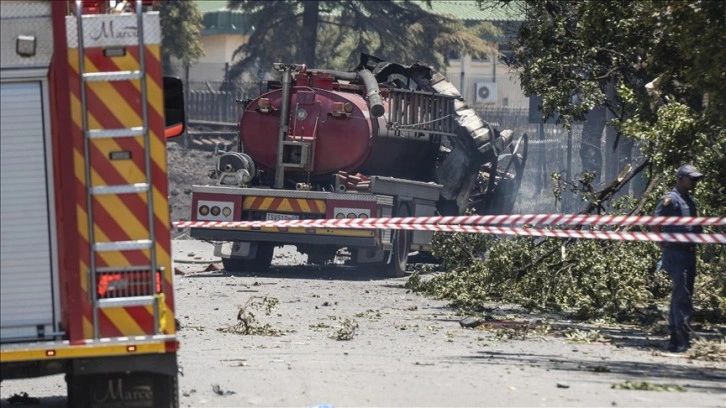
[[418, 0, 726, 324], [158, 0, 204, 73], [611, 380, 686, 392], [620, 102, 726, 214], [506, 0, 725, 215], [686, 338, 726, 363], [225, 0, 498, 79], [564, 329, 609, 344], [330, 318, 359, 341], [420, 231, 681, 321], [219, 296, 283, 336]]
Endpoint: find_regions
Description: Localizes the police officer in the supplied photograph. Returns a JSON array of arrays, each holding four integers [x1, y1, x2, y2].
[[653, 164, 704, 352]]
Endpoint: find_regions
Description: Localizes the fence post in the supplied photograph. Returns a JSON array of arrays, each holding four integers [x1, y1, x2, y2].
[[565, 128, 573, 213], [183, 63, 190, 149]]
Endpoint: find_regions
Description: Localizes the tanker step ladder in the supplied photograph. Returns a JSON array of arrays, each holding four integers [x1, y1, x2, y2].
[[74, 1, 162, 339]]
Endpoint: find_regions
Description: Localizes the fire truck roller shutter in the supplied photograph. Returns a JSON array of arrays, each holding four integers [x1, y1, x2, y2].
[[0, 80, 60, 342]]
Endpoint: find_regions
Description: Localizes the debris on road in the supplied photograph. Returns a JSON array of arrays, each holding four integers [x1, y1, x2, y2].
[[331, 319, 359, 341], [611, 380, 686, 392], [218, 296, 284, 336], [212, 384, 236, 396], [686, 338, 726, 362]]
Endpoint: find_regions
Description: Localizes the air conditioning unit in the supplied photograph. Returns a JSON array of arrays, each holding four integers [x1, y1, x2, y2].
[[475, 82, 497, 104]]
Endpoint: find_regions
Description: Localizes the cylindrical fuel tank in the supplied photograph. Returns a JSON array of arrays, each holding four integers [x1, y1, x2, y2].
[[240, 86, 440, 182], [241, 87, 372, 177]]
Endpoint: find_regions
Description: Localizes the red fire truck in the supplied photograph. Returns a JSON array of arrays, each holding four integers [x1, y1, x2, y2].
[[1, 1, 184, 406]]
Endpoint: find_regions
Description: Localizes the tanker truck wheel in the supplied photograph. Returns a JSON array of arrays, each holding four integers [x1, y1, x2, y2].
[[222, 242, 275, 273], [386, 204, 411, 278]]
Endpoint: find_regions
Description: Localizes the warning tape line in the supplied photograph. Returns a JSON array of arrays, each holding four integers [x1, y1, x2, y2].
[[174, 214, 724, 228], [172, 215, 725, 244]]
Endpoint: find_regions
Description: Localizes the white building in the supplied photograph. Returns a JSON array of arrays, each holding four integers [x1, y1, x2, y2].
[[193, 1, 526, 107]]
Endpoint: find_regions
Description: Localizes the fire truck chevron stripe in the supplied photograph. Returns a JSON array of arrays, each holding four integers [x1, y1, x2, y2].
[[83, 46, 165, 127], [69, 93, 172, 268], [68, 42, 172, 338], [69, 103, 149, 244], [243, 197, 327, 213], [98, 310, 124, 338], [128, 45, 165, 120], [103, 307, 144, 336], [75, 201, 134, 269]]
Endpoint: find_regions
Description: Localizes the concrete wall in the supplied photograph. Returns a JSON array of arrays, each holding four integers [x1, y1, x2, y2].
[[189, 34, 248, 83], [446, 55, 528, 109]]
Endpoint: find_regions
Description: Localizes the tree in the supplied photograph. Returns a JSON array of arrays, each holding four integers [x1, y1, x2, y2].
[[225, 0, 499, 80], [419, 0, 725, 323], [158, 0, 205, 75], [501, 0, 724, 214]]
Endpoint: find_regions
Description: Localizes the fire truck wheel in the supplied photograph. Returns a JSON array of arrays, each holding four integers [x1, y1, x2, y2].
[[386, 204, 411, 278], [221, 242, 275, 273]]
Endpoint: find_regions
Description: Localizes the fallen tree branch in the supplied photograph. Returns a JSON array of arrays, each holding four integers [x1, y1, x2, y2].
[[514, 159, 650, 280], [580, 158, 649, 215], [631, 171, 661, 216]]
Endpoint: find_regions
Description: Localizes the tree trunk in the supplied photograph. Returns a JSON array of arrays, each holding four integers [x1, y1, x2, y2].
[[301, 1, 320, 67]]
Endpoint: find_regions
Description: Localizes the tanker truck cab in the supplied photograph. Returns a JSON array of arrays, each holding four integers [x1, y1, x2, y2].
[[188, 58, 524, 277]]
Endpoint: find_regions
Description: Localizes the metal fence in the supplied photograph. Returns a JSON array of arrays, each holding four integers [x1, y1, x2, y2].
[[185, 81, 258, 124], [186, 88, 240, 124]]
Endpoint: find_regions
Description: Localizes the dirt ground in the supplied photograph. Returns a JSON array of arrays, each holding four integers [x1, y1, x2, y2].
[[171, 242, 726, 408], [2, 239, 725, 407], [1, 144, 724, 407], [166, 140, 218, 229]]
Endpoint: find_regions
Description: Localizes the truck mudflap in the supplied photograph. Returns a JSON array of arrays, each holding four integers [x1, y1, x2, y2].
[[66, 353, 178, 408]]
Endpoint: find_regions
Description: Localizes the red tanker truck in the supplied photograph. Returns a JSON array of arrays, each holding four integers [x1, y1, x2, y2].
[[188, 55, 527, 276]]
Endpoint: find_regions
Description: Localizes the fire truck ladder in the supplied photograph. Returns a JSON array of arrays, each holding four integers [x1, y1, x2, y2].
[[74, 1, 161, 338]]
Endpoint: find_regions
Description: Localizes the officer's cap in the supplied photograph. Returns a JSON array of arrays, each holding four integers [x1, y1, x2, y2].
[[676, 164, 704, 180]]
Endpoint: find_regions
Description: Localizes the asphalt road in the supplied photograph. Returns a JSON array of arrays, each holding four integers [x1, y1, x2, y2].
[[1, 240, 724, 407]]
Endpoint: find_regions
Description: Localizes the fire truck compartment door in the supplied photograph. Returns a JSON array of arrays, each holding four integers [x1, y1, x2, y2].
[[1, 80, 60, 342]]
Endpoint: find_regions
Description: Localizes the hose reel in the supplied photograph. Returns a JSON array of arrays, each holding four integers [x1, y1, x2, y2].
[[214, 152, 256, 187]]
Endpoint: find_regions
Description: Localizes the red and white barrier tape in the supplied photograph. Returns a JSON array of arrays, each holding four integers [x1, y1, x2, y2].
[[173, 215, 725, 244]]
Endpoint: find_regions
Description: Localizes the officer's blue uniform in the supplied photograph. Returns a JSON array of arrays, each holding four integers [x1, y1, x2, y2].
[[654, 188, 701, 338]]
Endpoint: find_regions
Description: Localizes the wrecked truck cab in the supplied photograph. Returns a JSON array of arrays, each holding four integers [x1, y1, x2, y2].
[[189, 55, 527, 276]]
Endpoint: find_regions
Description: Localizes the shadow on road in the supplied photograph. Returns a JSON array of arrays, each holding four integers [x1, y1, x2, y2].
[[463, 349, 726, 394], [182, 263, 403, 281], [0, 395, 65, 408]]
